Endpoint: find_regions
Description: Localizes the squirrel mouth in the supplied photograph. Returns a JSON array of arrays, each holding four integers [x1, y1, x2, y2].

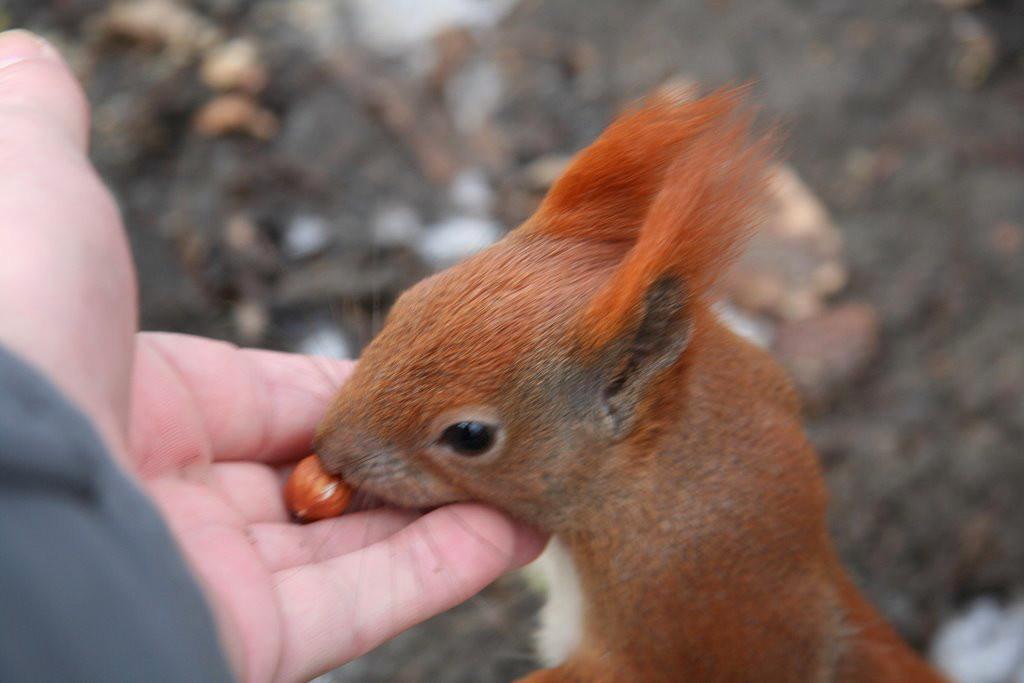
[[341, 489, 435, 519], [345, 468, 464, 512]]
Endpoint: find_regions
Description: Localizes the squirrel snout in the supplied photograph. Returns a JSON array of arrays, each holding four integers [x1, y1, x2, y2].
[[314, 425, 389, 480], [314, 420, 468, 509]]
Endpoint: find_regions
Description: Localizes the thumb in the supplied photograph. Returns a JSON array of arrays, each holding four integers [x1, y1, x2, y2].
[[0, 29, 89, 149], [0, 29, 138, 457]]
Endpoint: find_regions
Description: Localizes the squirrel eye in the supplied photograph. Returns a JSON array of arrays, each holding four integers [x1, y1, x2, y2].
[[439, 421, 496, 456]]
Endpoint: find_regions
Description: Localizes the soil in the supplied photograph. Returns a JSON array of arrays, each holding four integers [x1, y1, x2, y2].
[[5, 1, 1024, 680]]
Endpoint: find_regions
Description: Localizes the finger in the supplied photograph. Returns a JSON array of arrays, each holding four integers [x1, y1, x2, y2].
[[131, 333, 353, 476], [0, 30, 137, 456], [271, 504, 547, 681], [249, 508, 420, 572]]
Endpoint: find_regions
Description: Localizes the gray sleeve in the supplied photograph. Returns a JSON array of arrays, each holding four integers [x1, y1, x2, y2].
[[0, 345, 235, 683]]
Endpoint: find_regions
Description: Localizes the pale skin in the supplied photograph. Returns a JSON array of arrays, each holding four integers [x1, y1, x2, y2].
[[0, 29, 546, 683]]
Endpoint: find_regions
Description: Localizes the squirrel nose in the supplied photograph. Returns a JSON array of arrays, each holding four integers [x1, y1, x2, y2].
[[314, 423, 391, 479]]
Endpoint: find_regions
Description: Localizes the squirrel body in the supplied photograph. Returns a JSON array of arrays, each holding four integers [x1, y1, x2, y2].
[[525, 309, 942, 681], [315, 90, 948, 682]]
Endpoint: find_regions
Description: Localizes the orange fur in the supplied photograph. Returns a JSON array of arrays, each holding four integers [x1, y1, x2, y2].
[[526, 89, 747, 246], [315, 90, 949, 682], [573, 98, 769, 350]]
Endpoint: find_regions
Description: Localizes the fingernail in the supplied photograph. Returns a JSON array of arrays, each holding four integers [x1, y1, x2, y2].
[[0, 29, 60, 69]]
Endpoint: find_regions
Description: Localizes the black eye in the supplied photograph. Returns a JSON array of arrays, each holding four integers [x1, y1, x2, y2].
[[439, 421, 496, 456]]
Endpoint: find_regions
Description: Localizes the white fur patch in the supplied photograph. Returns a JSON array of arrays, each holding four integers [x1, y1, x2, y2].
[[534, 536, 584, 666]]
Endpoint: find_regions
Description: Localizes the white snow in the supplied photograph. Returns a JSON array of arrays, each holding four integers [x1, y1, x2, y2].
[[712, 300, 774, 349], [931, 597, 1024, 683], [416, 215, 501, 269], [295, 324, 351, 359], [283, 214, 332, 260], [348, 0, 519, 56]]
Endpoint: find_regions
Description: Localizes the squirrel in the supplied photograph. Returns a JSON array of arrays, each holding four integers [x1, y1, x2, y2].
[[313, 88, 949, 682]]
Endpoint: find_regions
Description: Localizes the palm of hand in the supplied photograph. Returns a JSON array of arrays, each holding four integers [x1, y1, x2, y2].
[[129, 334, 540, 683]]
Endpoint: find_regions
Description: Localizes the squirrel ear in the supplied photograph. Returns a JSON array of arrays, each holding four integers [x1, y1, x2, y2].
[[568, 92, 770, 437], [521, 90, 740, 244], [598, 276, 692, 438]]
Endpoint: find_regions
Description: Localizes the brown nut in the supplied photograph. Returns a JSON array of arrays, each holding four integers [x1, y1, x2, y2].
[[284, 454, 352, 522]]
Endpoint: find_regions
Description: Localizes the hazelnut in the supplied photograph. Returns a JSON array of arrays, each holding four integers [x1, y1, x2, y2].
[[284, 454, 352, 522]]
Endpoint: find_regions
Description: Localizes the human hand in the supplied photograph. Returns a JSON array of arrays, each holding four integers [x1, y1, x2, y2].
[[131, 333, 546, 683], [0, 29, 546, 683]]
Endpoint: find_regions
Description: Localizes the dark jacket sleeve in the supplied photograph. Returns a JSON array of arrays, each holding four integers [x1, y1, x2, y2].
[[0, 345, 235, 683]]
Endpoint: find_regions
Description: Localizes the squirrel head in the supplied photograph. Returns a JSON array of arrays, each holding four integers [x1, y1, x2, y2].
[[315, 89, 771, 529]]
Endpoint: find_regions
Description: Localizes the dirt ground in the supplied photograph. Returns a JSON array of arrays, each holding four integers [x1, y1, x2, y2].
[[6, 1, 1024, 680]]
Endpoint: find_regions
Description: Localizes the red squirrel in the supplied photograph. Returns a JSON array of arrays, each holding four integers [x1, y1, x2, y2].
[[313, 89, 948, 682]]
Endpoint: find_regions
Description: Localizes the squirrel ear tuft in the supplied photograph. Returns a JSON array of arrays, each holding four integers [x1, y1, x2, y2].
[[569, 89, 772, 355], [523, 87, 753, 246]]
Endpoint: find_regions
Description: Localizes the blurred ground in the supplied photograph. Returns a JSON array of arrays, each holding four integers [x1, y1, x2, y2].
[[5, 0, 1024, 681]]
